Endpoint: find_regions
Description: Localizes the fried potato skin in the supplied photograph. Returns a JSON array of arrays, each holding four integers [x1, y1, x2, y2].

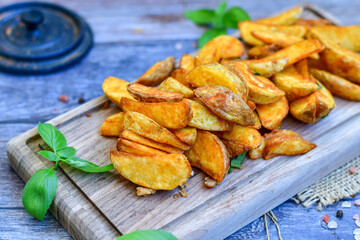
[[248, 136, 265, 159], [295, 18, 333, 27], [136, 56, 175, 86], [184, 99, 233, 131], [263, 130, 316, 160], [251, 31, 303, 48], [257, 96, 289, 130], [239, 57, 288, 78], [158, 77, 194, 98], [198, 35, 245, 60], [100, 112, 125, 136], [310, 68, 360, 101], [121, 130, 183, 154], [252, 111, 262, 130], [185, 131, 230, 182], [256, 7, 303, 26], [102, 76, 133, 107], [194, 85, 256, 126], [180, 54, 195, 72], [171, 68, 190, 87], [215, 125, 262, 157], [172, 127, 197, 145], [127, 83, 184, 102], [120, 97, 192, 129], [110, 149, 191, 190], [116, 138, 167, 156], [247, 44, 282, 59], [122, 111, 189, 150]]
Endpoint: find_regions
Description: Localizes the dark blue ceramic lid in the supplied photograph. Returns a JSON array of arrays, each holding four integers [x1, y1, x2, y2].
[[0, 2, 93, 74]]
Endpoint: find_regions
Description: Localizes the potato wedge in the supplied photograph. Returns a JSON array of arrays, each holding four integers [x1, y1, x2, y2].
[[100, 112, 125, 136], [251, 31, 303, 48], [172, 127, 197, 145], [185, 131, 230, 182], [256, 7, 303, 26], [136, 56, 175, 86], [198, 35, 245, 60], [310, 68, 360, 101], [120, 97, 192, 129], [185, 99, 233, 131], [110, 149, 191, 190], [116, 138, 167, 156], [295, 18, 333, 27], [121, 130, 183, 154], [248, 136, 265, 159], [180, 54, 195, 72], [122, 111, 189, 150], [273, 65, 318, 101], [239, 57, 288, 78], [257, 96, 289, 130], [263, 130, 316, 159], [238, 21, 308, 46], [186, 63, 247, 100], [158, 77, 194, 98], [215, 124, 262, 157], [247, 44, 282, 59], [247, 100, 256, 111], [102, 76, 133, 107], [252, 111, 262, 130], [194, 85, 256, 125], [171, 68, 190, 87], [198, 46, 221, 64], [127, 83, 184, 102], [194, 56, 204, 67]]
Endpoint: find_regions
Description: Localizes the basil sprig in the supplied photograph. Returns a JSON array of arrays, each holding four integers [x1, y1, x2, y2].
[[228, 152, 247, 173], [114, 230, 177, 240], [22, 122, 114, 220], [184, 1, 250, 48]]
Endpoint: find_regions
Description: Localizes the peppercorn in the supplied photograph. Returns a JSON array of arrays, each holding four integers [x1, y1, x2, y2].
[[336, 210, 343, 218], [78, 97, 85, 104], [322, 214, 329, 223]]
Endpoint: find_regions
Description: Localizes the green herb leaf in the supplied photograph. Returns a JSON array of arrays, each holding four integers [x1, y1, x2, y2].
[[114, 230, 178, 240], [38, 150, 60, 161], [22, 168, 57, 220], [213, 1, 227, 29], [254, 72, 261, 76], [61, 157, 114, 173], [38, 123, 67, 152], [184, 9, 215, 25], [57, 147, 76, 159], [223, 7, 251, 29], [317, 82, 322, 89], [230, 152, 247, 168], [228, 168, 232, 173], [198, 28, 226, 48]]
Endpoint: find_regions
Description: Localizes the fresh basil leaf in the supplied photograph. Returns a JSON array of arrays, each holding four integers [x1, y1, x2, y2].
[[57, 147, 76, 159], [198, 28, 226, 48], [114, 230, 178, 240], [230, 152, 247, 168], [228, 168, 232, 173], [38, 123, 67, 152], [213, 1, 227, 29], [223, 7, 251, 29], [22, 168, 57, 220], [184, 9, 215, 25], [38, 150, 59, 161], [61, 157, 114, 173]]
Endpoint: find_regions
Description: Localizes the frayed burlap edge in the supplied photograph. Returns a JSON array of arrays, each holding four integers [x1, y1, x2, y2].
[[293, 155, 360, 211]]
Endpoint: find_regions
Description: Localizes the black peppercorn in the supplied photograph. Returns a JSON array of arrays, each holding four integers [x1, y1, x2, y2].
[[336, 210, 343, 218], [78, 97, 85, 104]]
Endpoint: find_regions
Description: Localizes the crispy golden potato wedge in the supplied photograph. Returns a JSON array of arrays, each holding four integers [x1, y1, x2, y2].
[[158, 77, 194, 98], [198, 35, 245, 61], [185, 130, 230, 182], [248, 136, 265, 159], [239, 57, 288, 78], [290, 81, 335, 123], [308, 57, 328, 71], [257, 96, 289, 130], [247, 44, 282, 59], [102, 76, 133, 107], [294, 59, 310, 80], [194, 85, 256, 125], [121, 130, 183, 154], [238, 21, 308, 46], [263, 40, 324, 67], [122, 111, 189, 150], [184, 99, 233, 131], [171, 68, 190, 87], [116, 138, 167, 156], [127, 83, 184, 102], [310, 68, 360, 101], [110, 149, 191, 190], [295, 18, 333, 27], [252, 31, 303, 48], [100, 112, 125, 136], [263, 130, 316, 159], [172, 127, 197, 145], [215, 124, 262, 157], [194, 56, 204, 67], [120, 97, 192, 129], [136, 56, 175, 86], [273, 65, 318, 101], [180, 54, 195, 72], [252, 111, 262, 130], [319, 39, 360, 84], [186, 63, 247, 99], [256, 7, 303, 26], [247, 100, 256, 111], [308, 26, 360, 52]]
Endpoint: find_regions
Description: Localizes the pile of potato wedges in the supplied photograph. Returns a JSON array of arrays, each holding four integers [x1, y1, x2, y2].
[[100, 6, 360, 195]]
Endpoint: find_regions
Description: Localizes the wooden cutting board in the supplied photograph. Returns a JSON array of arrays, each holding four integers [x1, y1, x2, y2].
[[7, 3, 357, 240]]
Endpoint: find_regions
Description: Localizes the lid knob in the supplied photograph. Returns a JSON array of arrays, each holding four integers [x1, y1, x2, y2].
[[21, 10, 44, 30]]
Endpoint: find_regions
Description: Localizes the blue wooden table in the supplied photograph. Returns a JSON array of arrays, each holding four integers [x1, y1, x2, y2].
[[1, 0, 360, 239]]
